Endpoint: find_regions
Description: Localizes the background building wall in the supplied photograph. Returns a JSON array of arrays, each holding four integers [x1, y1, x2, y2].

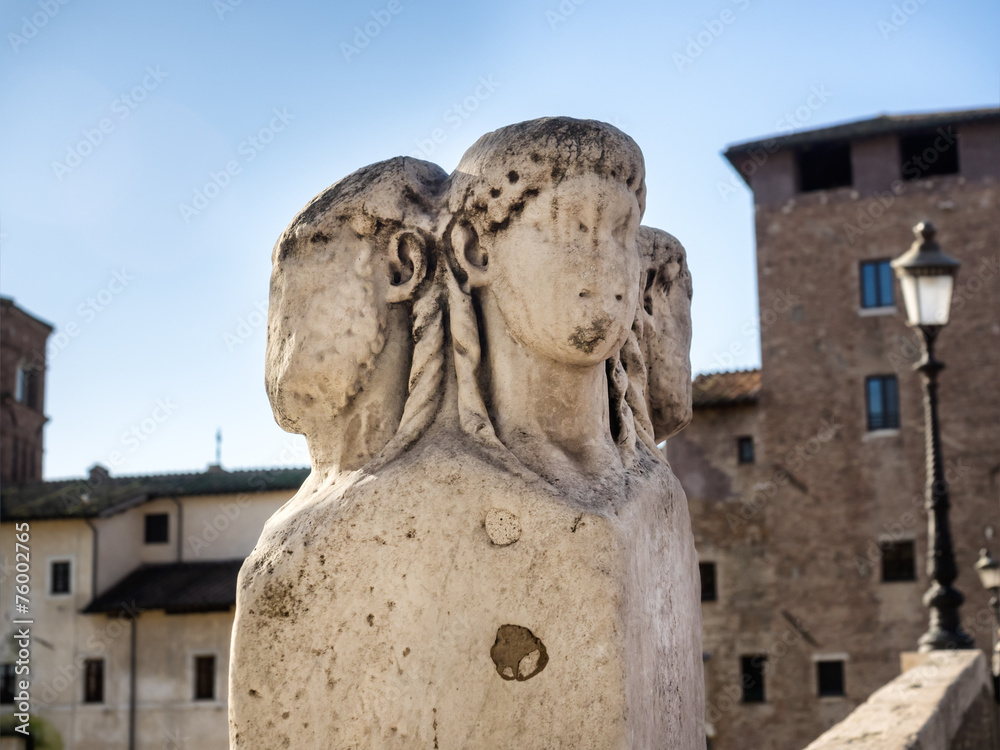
[[1, 487, 297, 749], [672, 113, 1000, 750], [0, 299, 52, 484]]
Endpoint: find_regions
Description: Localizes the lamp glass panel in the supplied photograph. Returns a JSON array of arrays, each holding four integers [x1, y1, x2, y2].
[[979, 561, 1000, 591], [899, 274, 920, 325], [915, 275, 954, 325], [901, 273, 954, 326]]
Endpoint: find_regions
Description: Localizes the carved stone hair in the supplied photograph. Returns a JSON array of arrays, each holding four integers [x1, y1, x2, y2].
[[267, 157, 448, 448], [613, 227, 693, 459], [447, 116, 646, 236], [633, 225, 693, 445], [444, 117, 648, 466], [275, 156, 446, 251], [640, 226, 692, 303]]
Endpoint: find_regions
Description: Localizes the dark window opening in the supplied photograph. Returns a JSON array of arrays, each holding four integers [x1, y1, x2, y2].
[[860, 260, 895, 308], [737, 436, 755, 464], [881, 540, 916, 582], [741, 655, 766, 703], [16, 366, 40, 410], [900, 128, 959, 180], [11, 437, 19, 483], [51, 560, 71, 595], [865, 375, 900, 431], [817, 660, 845, 697], [699, 562, 717, 602], [797, 141, 852, 192], [84, 659, 104, 703], [144, 513, 170, 544], [194, 655, 216, 700], [9, 437, 32, 484], [20, 439, 29, 482], [1, 663, 15, 704]]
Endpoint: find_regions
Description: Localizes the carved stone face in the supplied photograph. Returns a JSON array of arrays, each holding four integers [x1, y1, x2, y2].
[[481, 173, 642, 366], [638, 228, 693, 440], [266, 223, 389, 431]]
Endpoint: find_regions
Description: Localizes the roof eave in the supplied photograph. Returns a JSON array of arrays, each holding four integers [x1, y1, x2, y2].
[[723, 106, 1000, 185]]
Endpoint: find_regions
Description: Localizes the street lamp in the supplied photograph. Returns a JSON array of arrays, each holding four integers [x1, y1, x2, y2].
[[891, 221, 974, 652], [975, 548, 1000, 701]]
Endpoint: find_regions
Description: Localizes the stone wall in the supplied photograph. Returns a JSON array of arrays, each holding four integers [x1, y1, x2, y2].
[[803, 651, 999, 750]]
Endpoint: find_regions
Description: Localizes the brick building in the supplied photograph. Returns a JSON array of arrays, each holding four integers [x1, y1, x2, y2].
[[670, 107, 1000, 749], [1, 298, 53, 484]]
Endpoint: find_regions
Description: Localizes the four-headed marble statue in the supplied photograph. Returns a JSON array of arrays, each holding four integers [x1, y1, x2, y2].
[[229, 117, 703, 749]]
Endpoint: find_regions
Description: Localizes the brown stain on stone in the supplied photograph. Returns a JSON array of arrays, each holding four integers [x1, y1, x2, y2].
[[256, 580, 297, 620], [490, 624, 548, 681]]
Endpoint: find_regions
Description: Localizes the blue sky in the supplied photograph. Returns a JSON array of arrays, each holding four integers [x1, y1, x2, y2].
[[2, 0, 997, 479]]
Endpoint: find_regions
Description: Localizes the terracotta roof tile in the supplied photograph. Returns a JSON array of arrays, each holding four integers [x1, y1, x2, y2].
[[692, 369, 761, 408]]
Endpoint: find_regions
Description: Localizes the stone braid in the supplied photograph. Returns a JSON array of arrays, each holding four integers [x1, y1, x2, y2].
[[607, 349, 639, 465], [621, 314, 660, 457], [445, 268, 504, 447], [375, 272, 446, 463]]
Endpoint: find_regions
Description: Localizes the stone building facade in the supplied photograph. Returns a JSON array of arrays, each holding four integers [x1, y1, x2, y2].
[[669, 107, 1000, 749], [1, 298, 53, 484]]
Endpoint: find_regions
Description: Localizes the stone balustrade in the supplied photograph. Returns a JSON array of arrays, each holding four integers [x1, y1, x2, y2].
[[804, 650, 998, 750]]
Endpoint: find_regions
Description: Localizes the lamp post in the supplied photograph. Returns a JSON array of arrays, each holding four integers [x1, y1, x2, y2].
[[975, 548, 1000, 701], [891, 221, 974, 652]]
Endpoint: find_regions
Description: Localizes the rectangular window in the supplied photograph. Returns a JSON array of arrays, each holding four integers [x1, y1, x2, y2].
[[882, 540, 917, 582], [16, 366, 40, 410], [797, 142, 853, 192], [860, 260, 895, 308], [741, 655, 766, 703], [1, 663, 15, 704], [900, 128, 959, 180], [699, 562, 717, 602], [50, 560, 71, 595], [817, 660, 845, 697], [737, 436, 755, 464], [83, 659, 104, 703], [144, 513, 170, 544], [866, 375, 900, 431], [194, 655, 216, 700]]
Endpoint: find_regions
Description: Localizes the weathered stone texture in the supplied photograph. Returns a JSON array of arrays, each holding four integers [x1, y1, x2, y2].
[[803, 651, 999, 750], [232, 118, 704, 749]]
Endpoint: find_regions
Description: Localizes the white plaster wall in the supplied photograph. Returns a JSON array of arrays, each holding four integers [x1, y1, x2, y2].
[[91, 511, 141, 593], [180, 491, 290, 562]]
